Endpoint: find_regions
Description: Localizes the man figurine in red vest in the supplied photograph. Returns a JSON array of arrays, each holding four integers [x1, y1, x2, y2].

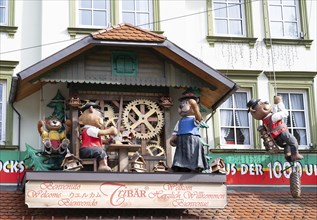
[[247, 98, 303, 162], [79, 102, 117, 171]]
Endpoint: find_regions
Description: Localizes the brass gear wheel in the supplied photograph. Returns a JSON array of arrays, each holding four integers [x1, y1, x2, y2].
[[123, 99, 164, 139], [104, 116, 119, 128], [146, 144, 165, 157], [103, 104, 115, 121], [146, 134, 161, 146]]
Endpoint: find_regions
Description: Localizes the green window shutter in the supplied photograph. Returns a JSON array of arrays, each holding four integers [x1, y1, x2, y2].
[[112, 52, 138, 76]]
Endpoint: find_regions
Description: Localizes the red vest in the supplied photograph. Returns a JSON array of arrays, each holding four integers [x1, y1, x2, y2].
[[81, 128, 102, 148], [262, 114, 288, 139]]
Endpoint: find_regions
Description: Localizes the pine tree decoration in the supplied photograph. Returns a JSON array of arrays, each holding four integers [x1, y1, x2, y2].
[[24, 144, 53, 171], [47, 89, 66, 120]]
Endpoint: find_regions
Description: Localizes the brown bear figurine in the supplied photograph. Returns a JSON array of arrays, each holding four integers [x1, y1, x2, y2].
[[37, 117, 71, 155]]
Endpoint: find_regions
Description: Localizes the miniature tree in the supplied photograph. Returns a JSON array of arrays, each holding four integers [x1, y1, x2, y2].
[[24, 144, 53, 171], [47, 89, 67, 121]]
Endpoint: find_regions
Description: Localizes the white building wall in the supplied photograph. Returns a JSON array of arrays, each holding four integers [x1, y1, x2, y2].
[[1, 0, 316, 149]]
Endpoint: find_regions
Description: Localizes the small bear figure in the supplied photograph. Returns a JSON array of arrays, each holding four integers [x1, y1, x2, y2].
[[37, 117, 71, 155]]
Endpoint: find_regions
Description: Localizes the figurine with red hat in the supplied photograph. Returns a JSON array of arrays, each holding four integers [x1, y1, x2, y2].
[[247, 98, 303, 162], [170, 90, 208, 172]]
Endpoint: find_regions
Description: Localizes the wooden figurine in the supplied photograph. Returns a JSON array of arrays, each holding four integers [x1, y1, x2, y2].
[[170, 92, 208, 172], [37, 117, 71, 155], [247, 98, 304, 162], [79, 102, 118, 172]]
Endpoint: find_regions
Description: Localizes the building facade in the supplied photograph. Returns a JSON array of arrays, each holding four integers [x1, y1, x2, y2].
[[1, 0, 316, 185]]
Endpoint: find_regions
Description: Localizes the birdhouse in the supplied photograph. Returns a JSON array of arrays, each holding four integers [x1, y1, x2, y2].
[[153, 160, 169, 172], [121, 130, 134, 145], [61, 152, 83, 171], [159, 96, 173, 109], [69, 95, 82, 108], [210, 158, 226, 174], [129, 152, 146, 172]]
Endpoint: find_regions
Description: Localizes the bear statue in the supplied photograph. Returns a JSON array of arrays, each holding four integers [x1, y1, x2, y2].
[[37, 117, 71, 155]]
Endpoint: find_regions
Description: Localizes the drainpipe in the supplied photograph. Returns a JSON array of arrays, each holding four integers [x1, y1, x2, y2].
[[9, 76, 22, 188]]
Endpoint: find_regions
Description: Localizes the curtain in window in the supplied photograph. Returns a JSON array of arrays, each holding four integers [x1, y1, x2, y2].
[[220, 97, 233, 144], [279, 93, 289, 124], [291, 94, 306, 145], [235, 93, 249, 145]]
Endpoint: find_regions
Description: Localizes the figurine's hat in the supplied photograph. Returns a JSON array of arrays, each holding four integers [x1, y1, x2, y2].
[[179, 92, 200, 103], [246, 99, 261, 113], [80, 102, 101, 112]]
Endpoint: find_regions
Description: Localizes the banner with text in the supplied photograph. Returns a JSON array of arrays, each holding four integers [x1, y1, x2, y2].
[[213, 153, 317, 185], [25, 181, 227, 208], [1, 150, 316, 185]]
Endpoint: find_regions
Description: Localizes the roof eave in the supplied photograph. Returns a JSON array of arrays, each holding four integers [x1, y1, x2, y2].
[[18, 36, 94, 81]]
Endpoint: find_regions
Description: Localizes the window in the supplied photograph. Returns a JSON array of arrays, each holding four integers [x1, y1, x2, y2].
[[265, 71, 317, 149], [0, 81, 6, 144], [0, 0, 8, 25], [68, 0, 160, 38], [277, 91, 310, 147], [0, 60, 18, 146], [0, 0, 17, 37], [77, 0, 110, 27], [77, 0, 154, 28], [213, 0, 246, 36], [112, 51, 138, 76], [207, 0, 256, 46], [267, 0, 301, 38], [219, 90, 253, 148], [263, 0, 312, 47], [122, 0, 153, 30]]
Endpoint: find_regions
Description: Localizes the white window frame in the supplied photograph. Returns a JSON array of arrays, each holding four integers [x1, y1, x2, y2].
[[77, 0, 111, 27], [0, 0, 8, 25], [0, 80, 6, 144], [267, 0, 302, 39], [121, 0, 153, 30], [212, 0, 246, 37], [277, 90, 311, 149], [218, 89, 253, 149]]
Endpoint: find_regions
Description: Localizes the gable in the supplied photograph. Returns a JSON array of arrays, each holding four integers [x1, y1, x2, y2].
[[38, 47, 215, 91], [11, 23, 239, 110]]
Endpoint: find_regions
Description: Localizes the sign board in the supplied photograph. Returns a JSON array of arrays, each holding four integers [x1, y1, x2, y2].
[[1, 149, 316, 185], [215, 153, 317, 185], [25, 181, 227, 208]]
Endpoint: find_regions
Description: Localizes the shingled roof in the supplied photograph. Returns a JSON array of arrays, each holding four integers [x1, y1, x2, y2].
[[1, 189, 316, 219], [91, 23, 166, 42]]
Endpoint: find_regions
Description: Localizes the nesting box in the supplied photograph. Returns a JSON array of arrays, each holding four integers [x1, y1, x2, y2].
[[159, 96, 173, 108], [61, 152, 83, 171], [69, 95, 82, 108], [210, 158, 226, 174], [129, 153, 146, 172], [153, 160, 169, 172]]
